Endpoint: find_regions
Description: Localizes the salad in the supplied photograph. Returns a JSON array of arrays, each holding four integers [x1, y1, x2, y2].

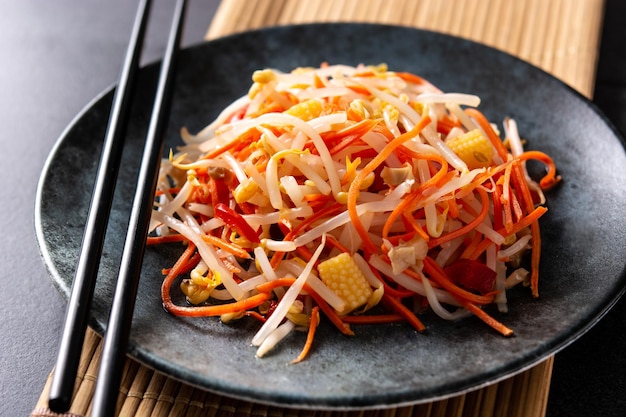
[[148, 63, 560, 361]]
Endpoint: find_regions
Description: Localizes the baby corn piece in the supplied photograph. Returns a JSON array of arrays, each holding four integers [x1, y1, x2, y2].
[[317, 252, 373, 315], [446, 129, 494, 169]]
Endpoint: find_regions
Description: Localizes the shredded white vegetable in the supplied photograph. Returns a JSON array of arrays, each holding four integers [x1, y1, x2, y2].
[[151, 63, 558, 361]]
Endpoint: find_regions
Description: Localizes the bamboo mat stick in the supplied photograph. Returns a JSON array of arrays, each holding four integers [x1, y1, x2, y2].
[[205, 0, 604, 98], [185, 388, 210, 417], [68, 339, 102, 416]]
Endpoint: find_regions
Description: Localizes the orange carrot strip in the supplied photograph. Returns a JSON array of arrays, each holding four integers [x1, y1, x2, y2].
[[290, 306, 320, 364], [161, 245, 269, 318], [244, 310, 267, 323], [348, 114, 432, 254], [510, 160, 543, 298], [325, 234, 351, 254], [382, 293, 426, 332], [467, 206, 547, 260], [461, 301, 513, 336], [307, 291, 354, 335], [395, 72, 428, 86], [313, 73, 326, 88], [517, 150, 561, 189], [421, 257, 496, 305], [201, 234, 251, 259], [460, 231, 485, 259], [341, 314, 405, 324], [165, 292, 271, 318], [346, 85, 371, 96], [154, 187, 181, 197], [381, 153, 450, 241], [202, 128, 260, 160], [447, 196, 460, 219], [325, 119, 379, 151], [465, 108, 509, 162], [509, 187, 524, 221], [401, 212, 430, 242], [161, 243, 196, 298], [161, 249, 201, 276], [528, 220, 542, 298], [295, 245, 314, 262], [147, 234, 188, 245], [499, 162, 515, 233], [491, 182, 504, 230], [428, 187, 490, 249]]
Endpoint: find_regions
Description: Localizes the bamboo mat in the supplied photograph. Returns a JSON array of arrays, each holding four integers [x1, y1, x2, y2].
[[31, 0, 604, 416], [207, 0, 604, 97]]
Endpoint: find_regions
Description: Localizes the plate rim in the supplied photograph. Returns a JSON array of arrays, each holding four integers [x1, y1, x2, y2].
[[35, 22, 626, 409]]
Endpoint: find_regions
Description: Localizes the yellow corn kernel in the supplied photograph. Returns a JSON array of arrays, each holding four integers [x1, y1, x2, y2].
[[446, 129, 494, 169], [285, 99, 323, 121], [317, 252, 373, 315]]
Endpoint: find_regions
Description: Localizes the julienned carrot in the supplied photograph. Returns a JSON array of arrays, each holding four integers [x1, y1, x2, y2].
[[420, 259, 511, 336], [447, 196, 460, 219], [154, 187, 181, 197], [421, 257, 496, 305], [465, 108, 509, 162], [313, 73, 326, 89], [401, 212, 430, 242], [161, 243, 196, 302], [491, 181, 504, 230], [341, 314, 405, 324], [461, 301, 513, 337], [244, 310, 267, 323], [147, 234, 188, 245], [510, 160, 543, 298], [428, 187, 490, 249], [202, 127, 260, 160], [509, 186, 524, 222], [165, 292, 271, 318], [325, 234, 351, 254], [381, 153, 450, 240], [467, 206, 547, 260], [325, 119, 379, 154], [518, 150, 561, 189], [200, 234, 251, 259], [162, 251, 201, 276], [498, 161, 515, 233], [381, 293, 426, 332], [460, 231, 484, 260], [290, 306, 320, 364], [395, 71, 428, 86], [347, 114, 432, 254]]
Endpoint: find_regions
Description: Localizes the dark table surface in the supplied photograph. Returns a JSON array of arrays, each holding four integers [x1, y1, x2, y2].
[[1, 1, 624, 416]]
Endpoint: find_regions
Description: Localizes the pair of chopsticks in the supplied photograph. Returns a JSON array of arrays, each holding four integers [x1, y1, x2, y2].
[[48, 0, 187, 415]]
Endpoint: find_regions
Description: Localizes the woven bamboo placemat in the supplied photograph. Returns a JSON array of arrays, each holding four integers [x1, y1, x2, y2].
[[31, 0, 604, 416]]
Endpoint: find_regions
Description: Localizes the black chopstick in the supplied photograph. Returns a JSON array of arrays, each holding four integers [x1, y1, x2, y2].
[[48, 0, 153, 412], [89, 1, 187, 416]]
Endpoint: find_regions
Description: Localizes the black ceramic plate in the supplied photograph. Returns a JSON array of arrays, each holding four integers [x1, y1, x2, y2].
[[36, 24, 626, 409]]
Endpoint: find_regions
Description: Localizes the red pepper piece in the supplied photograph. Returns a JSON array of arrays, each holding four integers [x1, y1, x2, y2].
[[444, 258, 497, 294], [214, 203, 260, 243]]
